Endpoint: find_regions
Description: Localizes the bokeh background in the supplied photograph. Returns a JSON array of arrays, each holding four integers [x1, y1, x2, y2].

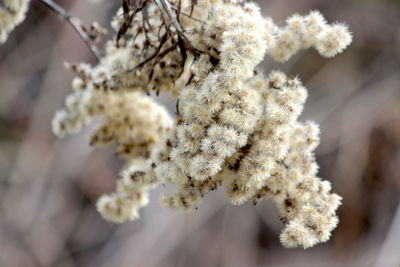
[[1, 0, 399, 266]]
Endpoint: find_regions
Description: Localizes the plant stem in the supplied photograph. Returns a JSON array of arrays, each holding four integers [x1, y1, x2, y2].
[[37, 0, 101, 61], [158, 0, 200, 54]]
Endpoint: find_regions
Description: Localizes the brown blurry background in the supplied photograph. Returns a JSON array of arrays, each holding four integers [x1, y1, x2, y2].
[[0, 0, 399, 266]]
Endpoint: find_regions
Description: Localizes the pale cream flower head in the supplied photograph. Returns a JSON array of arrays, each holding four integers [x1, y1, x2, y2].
[[0, 0, 31, 43], [0, 0, 351, 248]]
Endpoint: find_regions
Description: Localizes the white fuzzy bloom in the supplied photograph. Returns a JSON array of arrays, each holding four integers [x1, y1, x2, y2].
[[96, 161, 157, 223], [261, 122, 342, 249], [48, 0, 351, 247], [225, 71, 308, 204], [96, 194, 140, 223], [53, 89, 173, 160], [265, 10, 352, 62], [0, 0, 30, 43], [170, 2, 266, 182], [53, 88, 174, 224]]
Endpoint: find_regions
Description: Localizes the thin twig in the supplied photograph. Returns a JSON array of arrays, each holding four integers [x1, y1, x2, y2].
[[158, 0, 200, 55], [37, 0, 101, 61], [169, 4, 205, 23]]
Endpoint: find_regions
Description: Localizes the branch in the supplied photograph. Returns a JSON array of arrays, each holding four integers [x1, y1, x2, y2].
[[37, 0, 101, 61], [158, 0, 200, 55], [169, 5, 205, 23]]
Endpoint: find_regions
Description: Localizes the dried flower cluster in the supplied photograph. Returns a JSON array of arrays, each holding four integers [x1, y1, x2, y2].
[[2, 0, 352, 248], [0, 0, 31, 43]]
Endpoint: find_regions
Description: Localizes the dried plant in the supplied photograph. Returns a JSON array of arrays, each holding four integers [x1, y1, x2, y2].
[[0, 0, 31, 43], [1, 0, 352, 249]]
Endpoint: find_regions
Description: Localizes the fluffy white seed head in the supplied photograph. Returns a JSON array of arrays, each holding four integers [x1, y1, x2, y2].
[[47, 0, 351, 248]]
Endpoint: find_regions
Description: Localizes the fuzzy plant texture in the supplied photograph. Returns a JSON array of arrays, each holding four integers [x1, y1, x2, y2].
[[2, 0, 352, 249], [0, 0, 31, 43]]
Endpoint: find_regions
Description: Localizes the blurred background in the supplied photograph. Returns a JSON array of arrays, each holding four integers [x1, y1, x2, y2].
[[0, 0, 399, 266]]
